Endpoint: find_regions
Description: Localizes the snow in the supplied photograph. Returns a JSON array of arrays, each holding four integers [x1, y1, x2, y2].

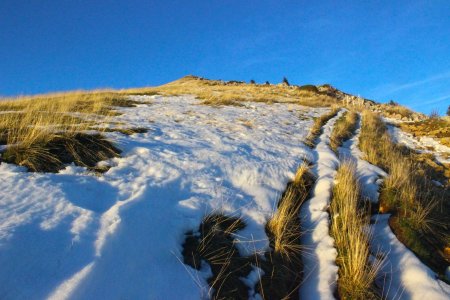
[[387, 124, 450, 165], [2, 97, 446, 299], [298, 109, 343, 299], [371, 214, 450, 300], [339, 115, 450, 300], [0, 95, 323, 299]]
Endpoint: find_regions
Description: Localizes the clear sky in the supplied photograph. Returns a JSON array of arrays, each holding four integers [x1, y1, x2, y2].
[[1, 1, 449, 114]]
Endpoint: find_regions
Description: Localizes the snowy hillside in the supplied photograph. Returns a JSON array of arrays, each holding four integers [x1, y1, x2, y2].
[[0, 95, 322, 299], [0, 92, 449, 299]]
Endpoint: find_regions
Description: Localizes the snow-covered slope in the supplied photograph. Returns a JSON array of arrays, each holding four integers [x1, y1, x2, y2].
[[0, 95, 322, 299], [387, 124, 450, 165]]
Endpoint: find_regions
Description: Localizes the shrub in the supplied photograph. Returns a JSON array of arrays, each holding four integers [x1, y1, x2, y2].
[[282, 77, 290, 86], [298, 85, 319, 93], [429, 109, 439, 119], [388, 100, 398, 106]]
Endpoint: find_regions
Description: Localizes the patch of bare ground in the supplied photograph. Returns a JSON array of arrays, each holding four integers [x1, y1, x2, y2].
[[182, 214, 253, 299]]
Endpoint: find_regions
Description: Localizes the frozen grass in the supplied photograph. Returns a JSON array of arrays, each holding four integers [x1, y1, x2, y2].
[[266, 162, 314, 257], [305, 107, 340, 147], [329, 111, 358, 152], [330, 161, 382, 299], [359, 111, 450, 278], [0, 91, 137, 171]]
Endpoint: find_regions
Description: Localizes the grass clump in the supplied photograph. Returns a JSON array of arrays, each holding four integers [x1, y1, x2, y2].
[[2, 133, 120, 172], [258, 162, 315, 299], [182, 214, 253, 299], [305, 108, 340, 147], [359, 111, 450, 278], [330, 161, 382, 299], [0, 91, 132, 172], [329, 111, 358, 152]]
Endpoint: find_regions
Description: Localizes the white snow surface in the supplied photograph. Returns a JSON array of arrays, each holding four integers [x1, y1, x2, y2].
[[0, 95, 323, 299], [387, 124, 450, 165], [371, 214, 450, 300], [298, 110, 343, 300], [340, 116, 450, 300]]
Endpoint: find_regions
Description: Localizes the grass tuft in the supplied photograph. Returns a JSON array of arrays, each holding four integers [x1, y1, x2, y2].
[[258, 161, 315, 299], [330, 160, 382, 299], [0, 91, 133, 172], [182, 214, 253, 299]]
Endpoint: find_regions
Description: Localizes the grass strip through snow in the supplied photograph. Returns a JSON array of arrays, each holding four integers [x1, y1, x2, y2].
[[331, 160, 383, 299], [258, 161, 315, 299], [329, 110, 358, 152], [359, 111, 450, 280], [305, 108, 340, 147]]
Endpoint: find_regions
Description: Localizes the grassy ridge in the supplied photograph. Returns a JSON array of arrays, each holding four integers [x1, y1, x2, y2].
[[130, 75, 338, 107]]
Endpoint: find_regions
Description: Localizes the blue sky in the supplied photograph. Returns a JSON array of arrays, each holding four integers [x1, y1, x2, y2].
[[1, 1, 449, 114]]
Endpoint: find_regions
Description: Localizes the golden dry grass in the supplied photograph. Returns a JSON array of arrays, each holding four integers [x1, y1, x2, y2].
[[127, 75, 338, 107], [399, 117, 450, 147], [378, 103, 415, 119], [331, 160, 382, 299], [267, 163, 313, 257], [305, 107, 340, 147], [329, 110, 358, 152], [258, 161, 315, 299], [0, 91, 134, 171], [359, 110, 450, 277]]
